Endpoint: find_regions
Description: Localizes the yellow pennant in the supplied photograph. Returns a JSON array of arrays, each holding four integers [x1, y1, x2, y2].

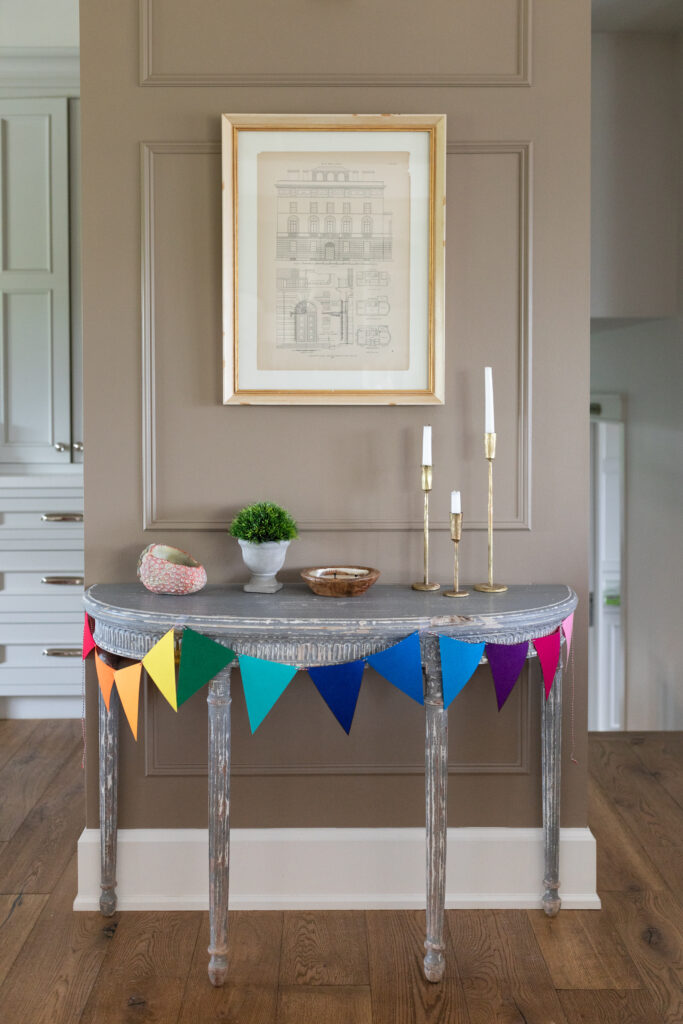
[[114, 662, 143, 741], [141, 629, 178, 711], [95, 653, 115, 712]]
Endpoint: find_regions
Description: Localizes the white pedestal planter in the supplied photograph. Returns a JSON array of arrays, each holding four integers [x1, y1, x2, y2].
[[238, 539, 290, 593]]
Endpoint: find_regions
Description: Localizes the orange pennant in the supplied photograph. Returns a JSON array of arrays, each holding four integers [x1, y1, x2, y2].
[[95, 653, 115, 711], [114, 662, 143, 740]]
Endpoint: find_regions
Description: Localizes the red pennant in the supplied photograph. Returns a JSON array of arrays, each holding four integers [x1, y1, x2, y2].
[[83, 614, 96, 659], [533, 630, 561, 700], [95, 653, 115, 711]]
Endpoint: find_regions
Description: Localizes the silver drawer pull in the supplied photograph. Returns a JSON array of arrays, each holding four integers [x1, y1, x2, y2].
[[41, 576, 84, 586], [42, 648, 81, 658], [40, 512, 84, 523]]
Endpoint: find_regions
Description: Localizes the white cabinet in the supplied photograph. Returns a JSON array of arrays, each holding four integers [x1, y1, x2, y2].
[[0, 97, 74, 463], [0, 474, 84, 715]]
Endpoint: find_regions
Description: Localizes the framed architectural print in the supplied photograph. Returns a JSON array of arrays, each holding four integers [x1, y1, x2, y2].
[[222, 113, 446, 405]]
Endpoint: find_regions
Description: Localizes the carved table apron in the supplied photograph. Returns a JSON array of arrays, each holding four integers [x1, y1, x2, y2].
[[84, 582, 577, 986]]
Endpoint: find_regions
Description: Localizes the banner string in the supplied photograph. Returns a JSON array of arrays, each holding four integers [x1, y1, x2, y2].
[[81, 656, 87, 770]]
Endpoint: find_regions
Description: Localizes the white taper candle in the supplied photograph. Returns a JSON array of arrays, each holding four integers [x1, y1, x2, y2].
[[484, 366, 495, 434], [422, 425, 432, 466], [451, 490, 461, 514]]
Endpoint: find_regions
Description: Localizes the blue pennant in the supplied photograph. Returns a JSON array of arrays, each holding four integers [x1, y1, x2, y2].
[[366, 632, 424, 705], [438, 636, 485, 708], [308, 660, 365, 734], [239, 655, 298, 733]]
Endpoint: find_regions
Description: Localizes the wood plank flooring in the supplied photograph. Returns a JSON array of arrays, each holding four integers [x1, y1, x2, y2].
[[0, 724, 681, 1022]]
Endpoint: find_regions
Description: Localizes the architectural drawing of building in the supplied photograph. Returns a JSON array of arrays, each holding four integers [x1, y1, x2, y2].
[[275, 163, 392, 263]]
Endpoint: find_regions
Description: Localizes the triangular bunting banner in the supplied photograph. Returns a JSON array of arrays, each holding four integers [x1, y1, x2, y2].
[[239, 655, 297, 733], [438, 636, 486, 708], [114, 662, 142, 740], [562, 613, 574, 667], [533, 630, 562, 700], [486, 641, 528, 711], [308, 660, 365, 734], [176, 628, 235, 707], [366, 632, 424, 705], [95, 652, 115, 712], [83, 614, 96, 660], [142, 629, 178, 711]]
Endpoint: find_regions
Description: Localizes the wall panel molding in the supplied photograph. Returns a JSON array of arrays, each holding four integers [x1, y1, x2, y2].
[[141, 141, 532, 534], [139, 0, 532, 89], [144, 668, 532, 778]]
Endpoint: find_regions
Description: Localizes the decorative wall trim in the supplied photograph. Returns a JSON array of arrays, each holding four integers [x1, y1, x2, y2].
[[144, 667, 532, 777], [75, 825, 599, 911], [139, 0, 532, 89], [0, 48, 80, 93], [141, 141, 532, 534]]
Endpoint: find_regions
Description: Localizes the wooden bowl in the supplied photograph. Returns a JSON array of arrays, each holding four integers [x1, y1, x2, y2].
[[301, 566, 380, 598]]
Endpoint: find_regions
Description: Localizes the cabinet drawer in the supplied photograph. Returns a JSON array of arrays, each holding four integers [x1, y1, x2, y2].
[[0, 619, 82, 644], [0, 549, 84, 573], [0, 510, 84, 542], [0, 570, 84, 612], [0, 643, 82, 669]]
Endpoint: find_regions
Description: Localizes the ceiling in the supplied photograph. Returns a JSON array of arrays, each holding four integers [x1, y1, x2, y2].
[[593, 0, 683, 32]]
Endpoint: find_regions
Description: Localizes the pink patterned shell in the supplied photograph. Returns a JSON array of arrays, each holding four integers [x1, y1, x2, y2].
[[137, 544, 207, 595]]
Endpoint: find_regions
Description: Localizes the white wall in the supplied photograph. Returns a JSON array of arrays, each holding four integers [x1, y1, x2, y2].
[[591, 32, 683, 730], [591, 318, 683, 729], [0, 0, 79, 48]]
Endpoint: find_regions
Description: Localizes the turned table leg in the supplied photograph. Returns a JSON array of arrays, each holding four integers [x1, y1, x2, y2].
[[541, 656, 563, 916], [423, 655, 448, 982], [99, 686, 119, 916], [207, 663, 234, 986]]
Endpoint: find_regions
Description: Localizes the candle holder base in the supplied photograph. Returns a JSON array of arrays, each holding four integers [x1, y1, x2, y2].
[[473, 582, 508, 594], [444, 589, 469, 598], [412, 582, 441, 592]]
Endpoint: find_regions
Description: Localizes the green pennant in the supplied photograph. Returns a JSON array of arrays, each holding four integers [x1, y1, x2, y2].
[[176, 628, 236, 706]]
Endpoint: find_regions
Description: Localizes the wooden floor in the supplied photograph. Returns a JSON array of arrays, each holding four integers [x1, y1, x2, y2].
[[0, 724, 681, 1023]]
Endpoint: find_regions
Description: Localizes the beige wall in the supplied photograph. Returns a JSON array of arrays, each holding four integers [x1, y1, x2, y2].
[[81, 0, 591, 829]]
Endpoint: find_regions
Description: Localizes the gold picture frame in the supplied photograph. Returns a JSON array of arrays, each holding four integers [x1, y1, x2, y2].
[[222, 113, 446, 405]]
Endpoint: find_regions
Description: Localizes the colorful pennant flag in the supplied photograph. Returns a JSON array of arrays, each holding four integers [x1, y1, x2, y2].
[[485, 641, 528, 711], [114, 662, 142, 740], [438, 636, 486, 708], [83, 614, 96, 659], [239, 655, 297, 733], [95, 652, 116, 711], [533, 630, 562, 700], [366, 632, 424, 705], [308, 660, 365, 734], [176, 628, 235, 707], [562, 612, 574, 667], [142, 628, 178, 711]]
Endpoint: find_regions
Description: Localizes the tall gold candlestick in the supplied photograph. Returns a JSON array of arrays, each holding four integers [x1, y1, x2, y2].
[[444, 512, 468, 598], [412, 465, 440, 592], [474, 433, 508, 593]]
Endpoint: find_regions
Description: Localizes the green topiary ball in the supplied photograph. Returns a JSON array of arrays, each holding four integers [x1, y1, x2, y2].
[[228, 501, 298, 544]]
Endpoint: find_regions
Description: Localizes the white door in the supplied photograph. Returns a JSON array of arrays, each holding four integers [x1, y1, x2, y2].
[[589, 394, 625, 730], [0, 98, 71, 464]]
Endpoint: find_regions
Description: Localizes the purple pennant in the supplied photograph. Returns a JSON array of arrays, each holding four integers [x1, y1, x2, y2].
[[485, 641, 529, 710]]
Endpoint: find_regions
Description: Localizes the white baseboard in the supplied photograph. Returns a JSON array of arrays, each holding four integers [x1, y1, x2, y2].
[[0, 695, 82, 718], [75, 826, 599, 912]]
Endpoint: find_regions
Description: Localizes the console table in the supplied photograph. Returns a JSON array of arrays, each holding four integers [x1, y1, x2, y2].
[[84, 582, 577, 987]]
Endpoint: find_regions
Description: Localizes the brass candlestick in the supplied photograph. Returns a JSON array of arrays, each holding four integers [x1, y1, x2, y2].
[[412, 465, 440, 592], [474, 433, 508, 593], [444, 512, 468, 597]]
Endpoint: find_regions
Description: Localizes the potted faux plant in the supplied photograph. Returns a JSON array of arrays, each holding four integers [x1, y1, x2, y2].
[[229, 501, 298, 593]]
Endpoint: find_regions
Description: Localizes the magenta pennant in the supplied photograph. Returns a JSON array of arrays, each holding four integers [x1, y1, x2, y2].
[[83, 614, 96, 660], [533, 630, 562, 700], [561, 613, 574, 667], [485, 641, 528, 710]]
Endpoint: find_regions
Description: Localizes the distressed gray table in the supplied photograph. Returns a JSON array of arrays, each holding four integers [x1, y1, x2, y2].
[[84, 582, 577, 987]]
